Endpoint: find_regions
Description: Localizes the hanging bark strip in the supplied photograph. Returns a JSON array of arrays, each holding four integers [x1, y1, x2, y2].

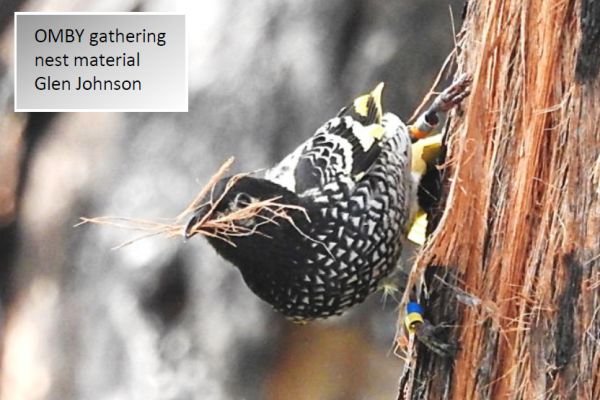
[[398, 1, 600, 399]]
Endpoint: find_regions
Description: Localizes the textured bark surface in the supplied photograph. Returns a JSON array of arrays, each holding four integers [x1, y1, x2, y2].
[[399, 1, 600, 399], [0, 1, 460, 399]]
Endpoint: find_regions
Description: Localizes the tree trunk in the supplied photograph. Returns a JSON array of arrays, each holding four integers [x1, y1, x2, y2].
[[398, 1, 600, 399]]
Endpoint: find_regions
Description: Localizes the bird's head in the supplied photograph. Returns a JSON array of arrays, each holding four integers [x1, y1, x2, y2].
[[183, 175, 299, 240]]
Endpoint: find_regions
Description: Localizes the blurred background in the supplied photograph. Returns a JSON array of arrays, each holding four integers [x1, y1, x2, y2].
[[0, 1, 461, 399]]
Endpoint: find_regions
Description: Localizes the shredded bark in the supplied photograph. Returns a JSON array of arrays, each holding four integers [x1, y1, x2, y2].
[[397, 1, 600, 398]]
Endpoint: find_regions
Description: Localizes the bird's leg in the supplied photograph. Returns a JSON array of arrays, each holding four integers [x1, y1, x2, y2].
[[404, 302, 459, 358], [404, 77, 472, 355], [409, 73, 472, 140], [406, 74, 473, 246], [413, 319, 459, 358]]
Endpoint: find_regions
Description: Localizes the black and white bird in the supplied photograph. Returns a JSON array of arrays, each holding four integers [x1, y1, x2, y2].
[[184, 77, 470, 323]]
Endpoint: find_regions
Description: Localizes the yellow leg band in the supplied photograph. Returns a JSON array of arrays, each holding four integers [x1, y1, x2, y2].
[[405, 312, 424, 334]]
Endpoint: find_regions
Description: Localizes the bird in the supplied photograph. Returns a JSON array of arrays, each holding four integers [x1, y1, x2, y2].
[[184, 76, 471, 324]]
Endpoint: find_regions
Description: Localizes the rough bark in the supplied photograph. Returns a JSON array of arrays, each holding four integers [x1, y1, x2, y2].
[[399, 1, 600, 399]]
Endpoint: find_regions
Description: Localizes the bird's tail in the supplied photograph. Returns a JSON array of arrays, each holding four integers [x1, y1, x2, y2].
[[350, 82, 385, 125]]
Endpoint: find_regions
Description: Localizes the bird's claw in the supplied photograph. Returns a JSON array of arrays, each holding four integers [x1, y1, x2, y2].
[[431, 73, 473, 113], [414, 319, 459, 358], [410, 73, 472, 138]]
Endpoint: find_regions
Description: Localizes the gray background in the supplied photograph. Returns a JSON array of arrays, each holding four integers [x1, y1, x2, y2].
[[15, 14, 186, 111]]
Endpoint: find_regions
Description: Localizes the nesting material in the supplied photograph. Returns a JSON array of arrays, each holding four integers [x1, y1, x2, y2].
[[78, 157, 306, 248]]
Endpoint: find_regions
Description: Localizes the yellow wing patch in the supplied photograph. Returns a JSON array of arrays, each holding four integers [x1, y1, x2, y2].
[[411, 133, 443, 175], [367, 124, 385, 140], [351, 123, 385, 152], [407, 209, 428, 246], [408, 133, 444, 245]]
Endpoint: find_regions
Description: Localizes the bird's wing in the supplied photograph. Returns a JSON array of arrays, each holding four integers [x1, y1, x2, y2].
[[265, 83, 387, 195]]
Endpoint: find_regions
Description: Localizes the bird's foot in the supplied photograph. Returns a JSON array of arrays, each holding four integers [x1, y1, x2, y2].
[[413, 319, 459, 358], [430, 73, 473, 114], [404, 302, 458, 358], [410, 73, 472, 140]]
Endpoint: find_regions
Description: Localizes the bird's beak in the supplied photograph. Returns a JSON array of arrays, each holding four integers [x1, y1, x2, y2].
[[183, 215, 200, 239], [183, 204, 210, 239]]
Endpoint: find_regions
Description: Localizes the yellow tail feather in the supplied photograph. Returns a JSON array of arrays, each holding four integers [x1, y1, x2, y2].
[[353, 82, 384, 124]]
